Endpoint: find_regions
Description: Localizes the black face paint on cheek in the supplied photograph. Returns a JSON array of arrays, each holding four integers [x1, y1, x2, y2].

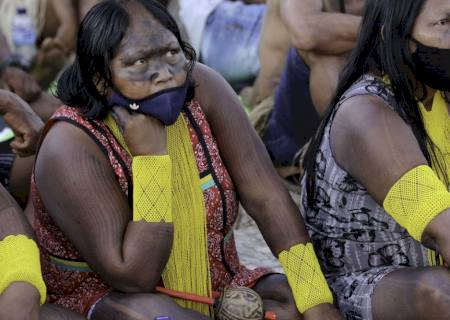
[[122, 55, 186, 83], [167, 55, 187, 74], [124, 69, 149, 82]]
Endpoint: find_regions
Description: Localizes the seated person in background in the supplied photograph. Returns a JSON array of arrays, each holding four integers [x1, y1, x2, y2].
[[0, 31, 61, 205], [88, 0, 266, 91], [301, 0, 450, 319], [0, 22, 67, 123], [75, 0, 186, 37], [0, 32, 40, 104], [178, 0, 266, 91], [261, 0, 364, 170], [0, 0, 77, 89], [0, 90, 42, 199], [0, 89, 82, 320], [32, 1, 342, 319], [34, 0, 78, 88], [243, 0, 291, 110]]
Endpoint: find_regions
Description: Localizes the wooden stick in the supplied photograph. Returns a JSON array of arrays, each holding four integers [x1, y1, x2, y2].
[[155, 286, 215, 305]]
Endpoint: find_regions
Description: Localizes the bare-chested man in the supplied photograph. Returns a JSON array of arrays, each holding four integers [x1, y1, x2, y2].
[[283, 0, 365, 115], [260, 0, 365, 168], [246, 0, 290, 107]]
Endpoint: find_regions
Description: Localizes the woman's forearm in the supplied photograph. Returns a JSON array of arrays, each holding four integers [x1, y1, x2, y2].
[[423, 209, 450, 255], [242, 185, 334, 313], [98, 221, 173, 293], [242, 184, 310, 256], [96, 155, 174, 292]]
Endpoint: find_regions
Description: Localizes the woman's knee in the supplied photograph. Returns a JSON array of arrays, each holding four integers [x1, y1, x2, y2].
[[415, 267, 450, 310], [373, 267, 450, 320], [254, 274, 302, 319]]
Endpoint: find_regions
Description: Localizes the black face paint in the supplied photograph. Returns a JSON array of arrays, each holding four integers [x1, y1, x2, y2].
[[108, 74, 190, 125], [412, 38, 450, 91]]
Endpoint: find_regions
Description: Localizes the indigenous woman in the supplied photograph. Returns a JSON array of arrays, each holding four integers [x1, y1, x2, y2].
[[301, 0, 450, 319], [32, 1, 341, 319], [0, 90, 82, 320]]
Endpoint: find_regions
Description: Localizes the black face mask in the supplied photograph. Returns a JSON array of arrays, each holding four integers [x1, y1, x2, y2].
[[412, 39, 450, 91]]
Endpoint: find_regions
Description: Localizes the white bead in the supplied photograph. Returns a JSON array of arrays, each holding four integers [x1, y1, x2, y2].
[[129, 103, 140, 110]]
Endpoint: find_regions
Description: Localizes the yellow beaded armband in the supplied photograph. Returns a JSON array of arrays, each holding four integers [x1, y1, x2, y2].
[[278, 242, 333, 314], [132, 155, 173, 223], [383, 165, 450, 242], [0, 235, 46, 304]]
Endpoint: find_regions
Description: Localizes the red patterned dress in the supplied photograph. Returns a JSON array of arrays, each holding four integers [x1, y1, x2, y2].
[[31, 101, 270, 315]]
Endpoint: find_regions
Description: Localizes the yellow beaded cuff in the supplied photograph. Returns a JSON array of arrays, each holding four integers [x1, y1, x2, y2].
[[383, 165, 450, 242], [278, 242, 333, 313], [132, 155, 173, 223], [0, 235, 46, 304]]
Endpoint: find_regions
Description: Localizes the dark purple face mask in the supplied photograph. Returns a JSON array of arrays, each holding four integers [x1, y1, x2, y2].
[[108, 79, 189, 125]]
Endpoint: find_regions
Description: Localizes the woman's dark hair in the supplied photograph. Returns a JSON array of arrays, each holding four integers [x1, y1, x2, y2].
[[56, 0, 196, 119], [304, 0, 445, 207]]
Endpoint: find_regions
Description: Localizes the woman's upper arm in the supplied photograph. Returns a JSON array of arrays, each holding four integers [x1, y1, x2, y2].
[[331, 95, 428, 204], [0, 184, 33, 239], [193, 64, 283, 203], [193, 64, 310, 253], [35, 121, 130, 272]]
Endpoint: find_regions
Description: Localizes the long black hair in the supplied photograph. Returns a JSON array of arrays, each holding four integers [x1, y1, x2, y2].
[[56, 0, 196, 119], [304, 0, 444, 207]]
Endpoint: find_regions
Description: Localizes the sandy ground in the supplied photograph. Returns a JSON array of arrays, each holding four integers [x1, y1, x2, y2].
[[234, 181, 301, 274]]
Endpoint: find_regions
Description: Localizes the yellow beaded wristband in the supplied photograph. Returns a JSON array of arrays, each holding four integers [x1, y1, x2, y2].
[[132, 155, 173, 223], [0, 235, 46, 304], [278, 242, 334, 313], [383, 165, 450, 242]]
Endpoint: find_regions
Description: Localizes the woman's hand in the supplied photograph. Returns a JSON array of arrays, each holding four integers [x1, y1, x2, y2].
[[0, 282, 40, 320], [0, 67, 41, 103], [423, 209, 450, 266], [303, 303, 343, 320], [112, 106, 167, 156]]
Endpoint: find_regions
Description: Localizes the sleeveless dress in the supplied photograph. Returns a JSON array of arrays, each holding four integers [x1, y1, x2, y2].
[[300, 75, 432, 320], [31, 100, 269, 315]]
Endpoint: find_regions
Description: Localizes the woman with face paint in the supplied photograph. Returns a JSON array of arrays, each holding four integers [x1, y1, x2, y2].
[[301, 0, 450, 319], [30, 1, 341, 319]]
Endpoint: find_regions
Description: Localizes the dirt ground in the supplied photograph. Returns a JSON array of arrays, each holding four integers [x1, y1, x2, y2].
[[234, 181, 301, 273]]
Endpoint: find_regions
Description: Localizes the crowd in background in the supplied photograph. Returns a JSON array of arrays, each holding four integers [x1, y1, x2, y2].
[[0, 1, 449, 320]]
